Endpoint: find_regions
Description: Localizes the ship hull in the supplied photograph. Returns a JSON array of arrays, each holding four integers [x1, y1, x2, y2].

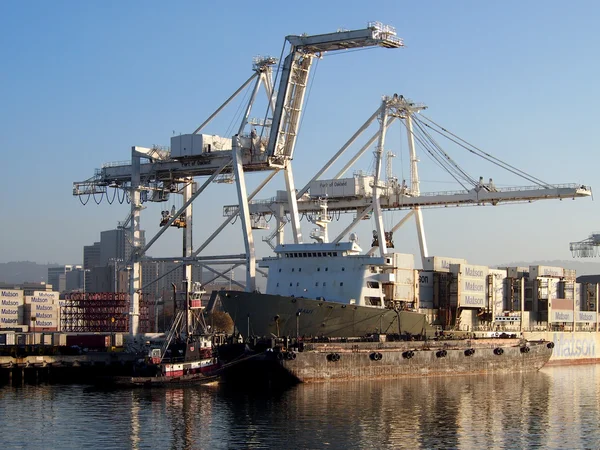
[[219, 339, 553, 385], [217, 290, 436, 338]]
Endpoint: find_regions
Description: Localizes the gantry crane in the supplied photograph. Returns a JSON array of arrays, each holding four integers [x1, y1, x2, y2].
[[229, 94, 592, 263], [570, 233, 600, 257], [72, 22, 404, 336]]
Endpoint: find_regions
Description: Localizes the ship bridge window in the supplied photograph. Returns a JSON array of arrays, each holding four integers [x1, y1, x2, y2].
[[292, 268, 294, 272], [367, 281, 380, 288], [317, 268, 320, 271], [318, 252, 322, 257], [315, 282, 319, 286], [340, 282, 344, 286], [325, 268, 328, 272], [334, 252, 338, 256], [365, 296, 382, 306], [370, 266, 377, 273], [303, 252, 308, 257]]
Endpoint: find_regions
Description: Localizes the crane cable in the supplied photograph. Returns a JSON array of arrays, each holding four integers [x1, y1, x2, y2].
[[400, 117, 471, 190], [416, 114, 553, 188], [411, 117, 478, 187]]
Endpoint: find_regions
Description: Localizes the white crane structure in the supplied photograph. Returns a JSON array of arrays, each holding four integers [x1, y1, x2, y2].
[[72, 22, 405, 336], [72, 23, 591, 337]]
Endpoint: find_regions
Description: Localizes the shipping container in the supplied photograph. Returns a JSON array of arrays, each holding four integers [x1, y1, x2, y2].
[[529, 265, 564, 278], [25, 295, 56, 305], [564, 268, 577, 280], [32, 291, 59, 302], [28, 318, 59, 328], [450, 263, 489, 278], [551, 310, 574, 322], [24, 304, 59, 318], [113, 333, 124, 347], [66, 334, 110, 349], [458, 309, 476, 331], [53, 333, 67, 346], [506, 267, 528, 279], [26, 333, 42, 345], [417, 270, 434, 308], [577, 311, 597, 322], [42, 334, 53, 345], [489, 269, 507, 316], [423, 256, 467, 272], [0, 289, 24, 303], [170, 134, 232, 158], [389, 252, 414, 269]]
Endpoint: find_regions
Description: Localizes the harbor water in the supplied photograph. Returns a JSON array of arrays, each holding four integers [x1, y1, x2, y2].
[[0, 364, 599, 449]]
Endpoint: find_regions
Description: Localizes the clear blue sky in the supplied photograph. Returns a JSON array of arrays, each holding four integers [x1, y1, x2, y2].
[[1, 1, 599, 267]]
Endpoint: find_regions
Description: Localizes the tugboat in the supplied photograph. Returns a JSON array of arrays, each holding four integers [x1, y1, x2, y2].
[[108, 284, 221, 388]]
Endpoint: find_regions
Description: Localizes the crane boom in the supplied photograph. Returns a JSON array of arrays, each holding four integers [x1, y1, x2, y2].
[[266, 22, 403, 165]]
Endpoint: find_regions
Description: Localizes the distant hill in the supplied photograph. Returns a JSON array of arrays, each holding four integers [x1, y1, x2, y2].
[[496, 260, 600, 277], [0, 261, 58, 284]]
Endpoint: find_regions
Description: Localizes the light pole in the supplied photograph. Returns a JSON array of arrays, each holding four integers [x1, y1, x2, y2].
[[109, 258, 123, 293]]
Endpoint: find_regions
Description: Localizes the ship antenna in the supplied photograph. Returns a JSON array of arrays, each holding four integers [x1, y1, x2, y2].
[[309, 196, 332, 243]]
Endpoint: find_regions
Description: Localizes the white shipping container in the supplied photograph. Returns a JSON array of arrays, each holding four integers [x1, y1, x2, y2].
[[577, 311, 597, 322], [0, 305, 24, 317], [458, 293, 486, 308], [489, 270, 507, 316], [391, 253, 415, 269], [5, 332, 16, 345], [450, 264, 489, 278], [0, 289, 24, 305], [552, 310, 574, 322], [30, 318, 59, 328], [423, 256, 467, 272], [33, 291, 59, 301], [458, 309, 475, 331], [25, 295, 54, 305], [25, 303, 58, 314], [529, 265, 564, 278], [25, 310, 59, 320]]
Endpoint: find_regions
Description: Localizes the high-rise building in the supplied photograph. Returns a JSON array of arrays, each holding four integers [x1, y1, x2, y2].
[[83, 242, 101, 291], [99, 228, 146, 267], [47, 265, 82, 293]]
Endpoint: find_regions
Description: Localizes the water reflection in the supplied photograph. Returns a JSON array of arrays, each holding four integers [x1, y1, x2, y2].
[[0, 366, 599, 449]]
